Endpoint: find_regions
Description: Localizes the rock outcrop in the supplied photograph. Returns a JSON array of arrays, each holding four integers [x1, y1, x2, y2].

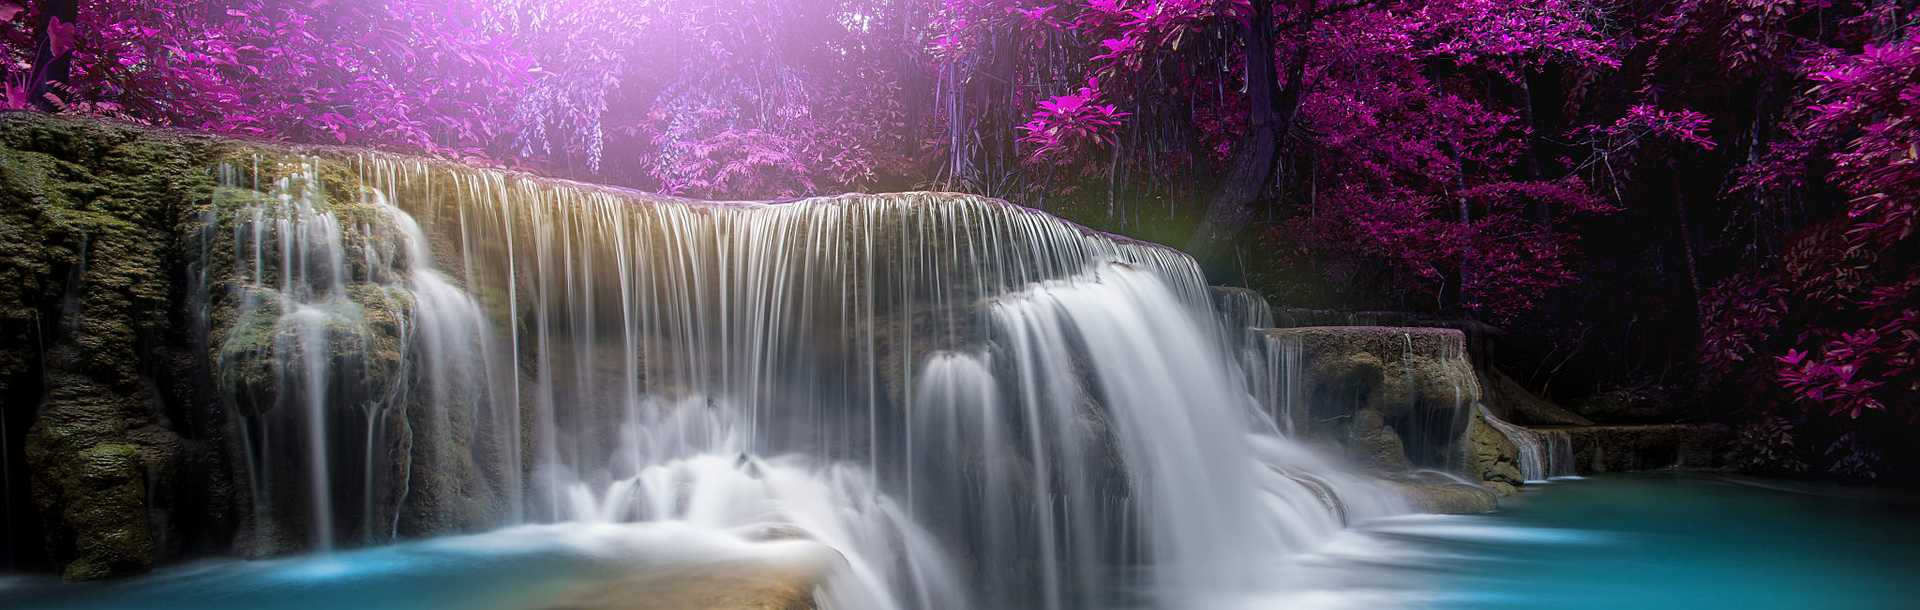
[[1263, 323, 1733, 498], [1561, 424, 1730, 473], [2, 114, 230, 578], [1483, 368, 1592, 426], [1261, 327, 1482, 470], [1395, 480, 1499, 514], [1460, 407, 1524, 496]]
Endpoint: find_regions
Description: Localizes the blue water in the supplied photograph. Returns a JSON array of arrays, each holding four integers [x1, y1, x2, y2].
[[0, 522, 817, 610], [3, 473, 1917, 610], [1267, 472, 1920, 610]]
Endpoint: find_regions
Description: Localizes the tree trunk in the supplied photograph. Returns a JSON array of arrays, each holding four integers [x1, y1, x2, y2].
[[1674, 185, 1705, 327], [28, 0, 77, 111], [1188, 0, 1310, 278]]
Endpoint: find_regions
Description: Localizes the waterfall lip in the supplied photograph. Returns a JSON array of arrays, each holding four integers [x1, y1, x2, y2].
[[244, 133, 1195, 252]]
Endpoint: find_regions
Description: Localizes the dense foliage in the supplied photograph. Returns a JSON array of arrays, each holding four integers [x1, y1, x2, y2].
[[2, 0, 1915, 476]]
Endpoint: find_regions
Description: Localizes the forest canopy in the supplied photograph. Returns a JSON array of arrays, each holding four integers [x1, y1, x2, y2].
[[2, 0, 1915, 477]]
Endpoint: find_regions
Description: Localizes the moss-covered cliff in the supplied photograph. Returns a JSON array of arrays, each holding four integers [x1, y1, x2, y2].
[[0, 113, 237, 579]]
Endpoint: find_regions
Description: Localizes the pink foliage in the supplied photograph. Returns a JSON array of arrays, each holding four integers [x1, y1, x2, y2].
[[1700, 271, 1788, 378], [1776, 344, 1886, 419], [3, 0, 905, 198], [1718, 27, 1920, 423], [1, 0, 533, 153], [1018, 78, 1129, 162], [1410, 0, 1618, 78], [1572, 105, 1717, 155], [3, 0, 1903, 352]]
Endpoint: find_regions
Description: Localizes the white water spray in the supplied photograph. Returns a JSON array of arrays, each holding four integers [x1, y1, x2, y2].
[[1480, 406, 1575, 481], [200, 153, 1415, 609]]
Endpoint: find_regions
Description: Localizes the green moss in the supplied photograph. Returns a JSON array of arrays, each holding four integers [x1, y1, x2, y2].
[[214, 297, 284, 416], [348, 282, 413, 397], [24, 378, 153, 580], [1346, 408, 1414, 471], [1462, 409, 1524, 495], [56, 443, 152, 581], [0, 114, 227, 580], [1395, 481, 1498, 514], [0, 114, 220, 387]]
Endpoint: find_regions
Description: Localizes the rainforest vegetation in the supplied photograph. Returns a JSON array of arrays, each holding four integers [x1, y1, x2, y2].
[[2, 0, 1915, 479]]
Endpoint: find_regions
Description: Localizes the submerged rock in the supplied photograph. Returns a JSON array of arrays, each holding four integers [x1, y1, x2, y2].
[[1383, 470, 1499, 514], [1396, 480, 1499, 514], [532, 555, 832, 610]]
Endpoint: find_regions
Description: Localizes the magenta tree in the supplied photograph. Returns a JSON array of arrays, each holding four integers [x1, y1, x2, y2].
[[2, 0, 1917, 474]]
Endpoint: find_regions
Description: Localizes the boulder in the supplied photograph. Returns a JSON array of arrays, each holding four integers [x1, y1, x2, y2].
[[1262, 327, 1480, 468], [1345, 409, 1413, 471], [1385, 471, 1499, 514], [1460, 408, 1523, 496], [1398, 482, 1499, 514]]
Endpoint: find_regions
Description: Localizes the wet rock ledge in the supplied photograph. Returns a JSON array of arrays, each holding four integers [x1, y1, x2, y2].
[[1264, 324, 1732, 508]]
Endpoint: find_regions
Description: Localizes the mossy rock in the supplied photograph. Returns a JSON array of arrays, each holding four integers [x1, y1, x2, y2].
[[1396, 481, 1498, 514], [1461, 408, 1523, 496], [53, 444, 154, 580], [1570, 387, 1685, 424], [1265, 326, 1482, 418], [213, 296, 284, 416], [2, 114, 229, 578], [1264, 326, 1482, 471], [24, 378, 155, 580], [1366, 354, 1478, 419], [1345, 409, 1413, 471], [1306, 351, 1385, 404]]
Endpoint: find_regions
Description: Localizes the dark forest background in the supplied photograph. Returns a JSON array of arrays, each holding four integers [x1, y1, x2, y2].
[[3, 0, 1916, 478]]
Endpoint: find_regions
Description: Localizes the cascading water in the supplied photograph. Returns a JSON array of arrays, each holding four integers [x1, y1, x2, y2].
[[1480, 405, 1576, 481], [1213, 288, 1303, 434], [194, 152, 1408, 609], [988, 265, 1403, 607]]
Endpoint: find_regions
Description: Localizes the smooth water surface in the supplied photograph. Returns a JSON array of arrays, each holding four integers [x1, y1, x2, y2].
[[0, 523, 836, 610], [3, 472, 1916, 610], [1268, 472, 1920, 610]]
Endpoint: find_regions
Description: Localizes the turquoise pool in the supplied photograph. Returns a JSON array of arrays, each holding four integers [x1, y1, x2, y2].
[[4, 473, 1916, 610], [1262, 472, 1920, 610]]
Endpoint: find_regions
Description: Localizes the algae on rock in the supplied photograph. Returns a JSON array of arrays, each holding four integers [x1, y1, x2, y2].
[[1461, 407, 1524, 496], [1, 113, 228, 579], [1262, 326, 1483, 470]]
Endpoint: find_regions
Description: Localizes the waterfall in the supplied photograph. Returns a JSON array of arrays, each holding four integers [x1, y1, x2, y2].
[[988, 265, 1402, 607], [1243, 334, 1306, 437], [1481, 405, 1576, 481], [196, 152, 1405, 609], [1211, 288, 1307, 436]]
